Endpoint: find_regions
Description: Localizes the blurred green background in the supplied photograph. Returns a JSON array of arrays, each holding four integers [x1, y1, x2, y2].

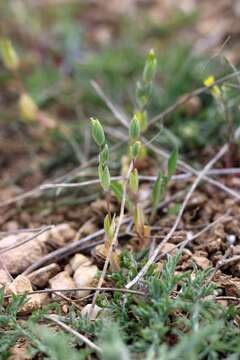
[[1, 0, 240, 189]]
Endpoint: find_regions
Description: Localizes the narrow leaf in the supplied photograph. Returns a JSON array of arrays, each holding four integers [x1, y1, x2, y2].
[[167, 148, 178, 179]]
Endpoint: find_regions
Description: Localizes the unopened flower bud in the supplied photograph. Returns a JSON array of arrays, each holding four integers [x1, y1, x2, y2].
[[129, 168, 139, 193], [99, 144, 109, 165], [129, 115, 140, 141], [98, 164, 110, 191], [104, 214, 116, 240], [135, 111, 148, 132], [0, 39, 19, 71], [19, 93, 38, 122], [130, 141, 141, 159], [143, 49, 157, 83], [91, 118, 105, 147]]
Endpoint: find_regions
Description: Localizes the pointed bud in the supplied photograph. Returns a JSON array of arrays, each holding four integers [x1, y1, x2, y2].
[[143, 49, 157, 83], [104, 214, 111, 237], [91, 118, 105, 147], [129, 115, 140, 141], [0, 39, 19, 71], [129, 168, 139, 193], [99, 144, 109, 165], [98, 164, 110, 191], [19, 93, 38, 122], [104, 214, 116, 240], [134, 204, 145, 235], [130, 141, 141, 160], [135, 111, 148, 132]]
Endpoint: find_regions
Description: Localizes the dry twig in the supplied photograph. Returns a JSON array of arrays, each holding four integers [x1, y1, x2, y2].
[[0, 225, 54, 254], [126, 144, 228, 289], [45, 314, 102, 353]]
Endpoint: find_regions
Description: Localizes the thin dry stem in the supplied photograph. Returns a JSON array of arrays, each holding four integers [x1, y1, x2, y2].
[[0, 225, 54, 254], [156, 210, 232, 261], [92, 81, 240, 202], [41, 167, 240, 190], [4, 286, 144, 298], [126, 144, 228, 289], [148, 70, 240, 127], [45, 314, 102, 353]]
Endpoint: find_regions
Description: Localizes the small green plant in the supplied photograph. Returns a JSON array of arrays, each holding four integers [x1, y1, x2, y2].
[[1, 257, 240, 359], [105, 254, 240, 358], [91, 49, 177, 256]]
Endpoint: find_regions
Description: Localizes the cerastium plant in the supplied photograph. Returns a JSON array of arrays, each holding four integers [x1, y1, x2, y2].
[[90, 49, 178, 299]]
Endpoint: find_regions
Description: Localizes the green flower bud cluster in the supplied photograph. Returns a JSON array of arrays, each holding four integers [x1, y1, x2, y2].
[[91, 118, 110, 191], [129, 114, 142, 160], [136, 49, 157, 111]]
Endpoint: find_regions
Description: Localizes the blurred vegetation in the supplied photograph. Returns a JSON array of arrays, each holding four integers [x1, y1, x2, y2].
[[1, 1, 240, 179]]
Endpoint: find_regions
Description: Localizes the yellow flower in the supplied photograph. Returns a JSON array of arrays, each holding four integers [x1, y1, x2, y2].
[[203, 76, 221, 98], [204, 75, 215, 87]]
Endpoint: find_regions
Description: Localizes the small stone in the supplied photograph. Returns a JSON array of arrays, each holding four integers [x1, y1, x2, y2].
[[0, 224, 76, 275], [0, 269, 12, 288], [70, 254, 92, 272], [27, 263, 60, 287], [73, 265, 98, 298], [78, 220, 98, 237], [1, 233, 45, 275], [227, 234, 236, 245], [192, 255, 211, 270], [64, 264, 73, 275], [7, 275, 44, 314], [47, 224, 76, 248], [5, 221, 19, 231], [92, 244, 107, 267], [62, 304, 69, 314], [49, 271, 76, 299]]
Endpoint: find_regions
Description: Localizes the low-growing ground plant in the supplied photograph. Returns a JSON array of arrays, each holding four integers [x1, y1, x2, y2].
[[90, 50, 178, 271], [1, 254, 240, 359]]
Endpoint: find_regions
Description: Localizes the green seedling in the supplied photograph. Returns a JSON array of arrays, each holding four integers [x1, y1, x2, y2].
[[90, 49, 177, 255]]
